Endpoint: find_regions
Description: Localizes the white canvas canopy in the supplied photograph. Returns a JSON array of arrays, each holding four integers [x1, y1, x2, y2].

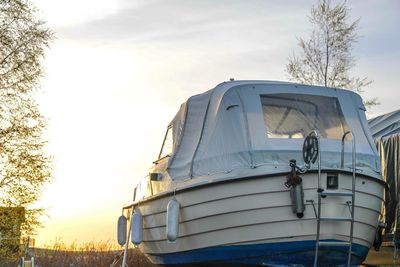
[[163, 81, 380, 180], [369, 109, 400, 139], [369, 109, 400, 236]]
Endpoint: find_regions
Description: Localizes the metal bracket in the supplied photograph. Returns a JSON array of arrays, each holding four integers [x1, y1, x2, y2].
[[306, 200, 317, 218], [346, 201, 352, 215]]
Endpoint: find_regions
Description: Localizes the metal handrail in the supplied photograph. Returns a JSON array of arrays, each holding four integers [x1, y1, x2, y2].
[[346, 131, 356, 267], [312, 130, 356, 267], [341, 131, 354, 169], [307, 130, 321, 267]]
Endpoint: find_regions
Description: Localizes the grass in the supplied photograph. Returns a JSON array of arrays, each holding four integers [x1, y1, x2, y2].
[[31, 241, 156, 267]]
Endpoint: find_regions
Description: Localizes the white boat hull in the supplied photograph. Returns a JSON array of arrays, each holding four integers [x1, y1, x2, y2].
[[132, 171, 384, 266]]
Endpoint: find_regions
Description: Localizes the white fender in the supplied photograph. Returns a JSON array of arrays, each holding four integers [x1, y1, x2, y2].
[[166, 198, 180, 242], [131, 208, 143, 245], [117, 215, 127, 246]]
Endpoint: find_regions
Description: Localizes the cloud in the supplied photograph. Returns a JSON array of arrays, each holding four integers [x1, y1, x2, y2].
[[34, 0, 121, 27], [55, 0, 309, 44]]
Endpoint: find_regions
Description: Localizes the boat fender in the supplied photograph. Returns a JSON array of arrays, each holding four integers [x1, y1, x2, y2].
[[166, 198, 180, 242], [117, 215, 127, 246], [291, 183, 305, 218], [373, 222, 385, 251], [131, 208, 143, 246], [286, 160, 305, 218]]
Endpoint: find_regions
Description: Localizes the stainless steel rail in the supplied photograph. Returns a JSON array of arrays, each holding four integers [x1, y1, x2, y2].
[[311, 130, 356, 267]]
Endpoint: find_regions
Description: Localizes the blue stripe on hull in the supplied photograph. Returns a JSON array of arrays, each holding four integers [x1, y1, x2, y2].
[[147, 240, 369, 266]]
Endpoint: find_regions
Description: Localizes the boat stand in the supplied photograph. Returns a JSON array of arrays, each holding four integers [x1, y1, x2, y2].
[[111, 209, 132, 267]]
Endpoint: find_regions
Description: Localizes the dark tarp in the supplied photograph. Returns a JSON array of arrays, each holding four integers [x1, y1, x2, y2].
[[369, 109, 400, 234]]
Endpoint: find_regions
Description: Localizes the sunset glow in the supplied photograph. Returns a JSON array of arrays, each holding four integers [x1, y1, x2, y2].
[[31, 0, 400, 247]]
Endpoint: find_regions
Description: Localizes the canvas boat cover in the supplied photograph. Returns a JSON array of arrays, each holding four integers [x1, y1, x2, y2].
[[369, 109, 400, 234], [369, 109, 400, 139], [163, 80, 380, 181]]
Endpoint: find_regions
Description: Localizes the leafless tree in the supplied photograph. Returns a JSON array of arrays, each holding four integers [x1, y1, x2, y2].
[[286, 0, 378, 107]]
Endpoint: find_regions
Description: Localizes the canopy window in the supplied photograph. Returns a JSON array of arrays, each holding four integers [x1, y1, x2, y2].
[[261, 94, 349, 139], [159, 125, 173, 159]]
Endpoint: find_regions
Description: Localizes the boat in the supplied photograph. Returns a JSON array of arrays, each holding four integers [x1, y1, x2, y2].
[[117, 80, 385, 266]]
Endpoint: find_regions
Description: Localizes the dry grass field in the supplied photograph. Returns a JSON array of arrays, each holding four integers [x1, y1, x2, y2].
[[34, 248, 155, 267], [29, 241, 156, 267]]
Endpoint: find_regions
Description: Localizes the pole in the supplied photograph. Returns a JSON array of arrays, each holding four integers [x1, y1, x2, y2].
[[122, 210, 132, 267]]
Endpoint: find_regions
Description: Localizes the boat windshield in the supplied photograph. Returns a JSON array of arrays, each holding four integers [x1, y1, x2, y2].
[[159, 125, 173, 159], [261, 94, 349, 139]]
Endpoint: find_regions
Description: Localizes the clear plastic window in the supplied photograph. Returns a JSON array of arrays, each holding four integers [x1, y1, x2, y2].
[[261, 94, 349, 139], [159, 126, 173, 159]]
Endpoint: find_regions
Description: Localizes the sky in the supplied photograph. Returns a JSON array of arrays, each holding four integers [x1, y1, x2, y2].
[[30, 0, 400, 246]]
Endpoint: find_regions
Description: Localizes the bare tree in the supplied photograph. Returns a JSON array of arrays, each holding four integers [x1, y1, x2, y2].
[[286, 0, 378, 107], [0, 0, 53, 255]]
